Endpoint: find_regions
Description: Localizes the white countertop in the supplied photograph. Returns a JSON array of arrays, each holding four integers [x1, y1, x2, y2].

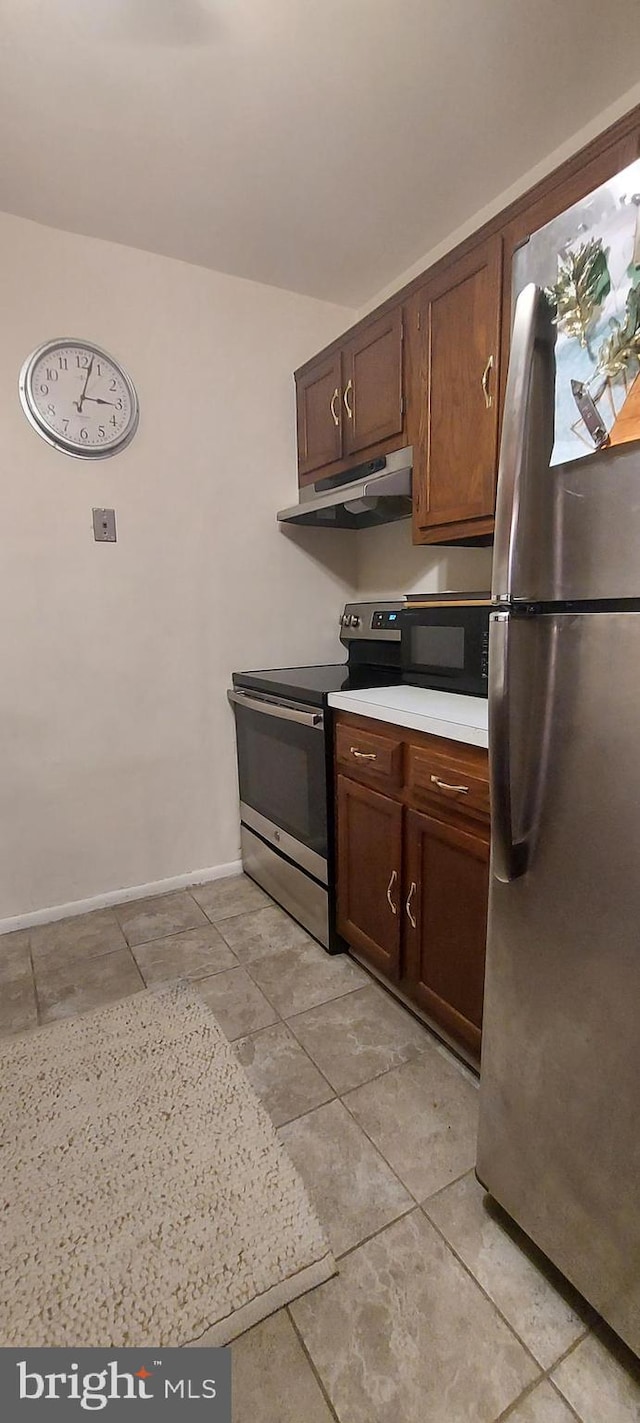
[[327, 684, 488, 748]]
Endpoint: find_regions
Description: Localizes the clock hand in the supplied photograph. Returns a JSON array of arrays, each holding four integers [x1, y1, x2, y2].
[[83, 397, 117, 407], [75, 355, 94, 414]]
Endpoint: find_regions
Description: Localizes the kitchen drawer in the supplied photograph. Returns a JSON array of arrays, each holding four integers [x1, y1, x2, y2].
[[335, 721, 403, 791], [407, 744, 489, 823]]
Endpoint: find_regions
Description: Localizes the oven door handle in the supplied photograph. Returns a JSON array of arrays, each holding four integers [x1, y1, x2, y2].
[[227, 688, 324, 729]]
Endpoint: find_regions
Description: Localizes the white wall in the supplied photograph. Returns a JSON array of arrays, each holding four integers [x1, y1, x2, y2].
[[0, 212, 355, 921], [357, 79, 640, 318], [356, 521, 493, 600]]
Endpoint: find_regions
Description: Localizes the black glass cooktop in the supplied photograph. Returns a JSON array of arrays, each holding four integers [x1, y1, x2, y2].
[[232, 663, 400, 709]]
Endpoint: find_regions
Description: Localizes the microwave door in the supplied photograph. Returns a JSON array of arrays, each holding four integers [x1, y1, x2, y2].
[[402, 610, 489, 696]]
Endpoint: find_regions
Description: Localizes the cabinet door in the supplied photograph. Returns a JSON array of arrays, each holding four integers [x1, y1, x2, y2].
[[336, 775, 403, 978], [342, 307, 404, 457], [403, 808, 489, 1058], [296, 351, 342, 477], [415, 234, 502, 535]]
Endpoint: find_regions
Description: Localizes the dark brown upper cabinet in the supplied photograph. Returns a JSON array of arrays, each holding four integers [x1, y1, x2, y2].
[[295, 350, 342, 477], [292, 104, 640, 533], [413, 234, 502, 543], [342, 308, 404, 458], [294, 303, 406, 486]]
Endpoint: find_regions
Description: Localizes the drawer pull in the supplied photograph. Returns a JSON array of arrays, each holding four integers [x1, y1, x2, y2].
[[330, 387, 340, 427], [386, 869, 398, 915], [343, 378, 353, 419], [430, 774, 469, 794], [406, 880, 417, 929], [351, 746, 377, 761]]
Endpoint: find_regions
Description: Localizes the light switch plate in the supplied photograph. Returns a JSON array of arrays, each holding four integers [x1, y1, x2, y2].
[[92, 508, 117, 542]]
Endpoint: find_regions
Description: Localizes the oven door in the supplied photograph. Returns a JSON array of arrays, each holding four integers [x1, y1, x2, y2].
[[401, 606, 489, 697], [228, 689, 328, 882]]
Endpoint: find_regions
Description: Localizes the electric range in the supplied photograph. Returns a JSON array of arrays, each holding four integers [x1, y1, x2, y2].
[[228, 601, 403, 949]]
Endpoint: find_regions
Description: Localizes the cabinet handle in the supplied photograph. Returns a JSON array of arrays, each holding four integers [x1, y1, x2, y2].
[[330, 387, 340, 427], [406, 881, 417, 929], [343, 378, 353, 419], [430, 774, 469, 795], [481, 354, 494, 409], [351, 746, 377, 761], [386, 869, 398, 915]]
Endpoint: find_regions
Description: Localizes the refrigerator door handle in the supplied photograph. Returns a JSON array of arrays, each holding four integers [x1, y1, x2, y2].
[[492, 283, 546, 604], [490, 611, 527, 883]]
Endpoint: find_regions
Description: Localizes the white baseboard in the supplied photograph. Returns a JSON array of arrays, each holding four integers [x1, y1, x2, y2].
[[0, 860, 243, 937]]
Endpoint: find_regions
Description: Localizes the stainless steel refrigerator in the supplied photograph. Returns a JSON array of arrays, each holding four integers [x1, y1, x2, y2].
[[477, 268, 640, 1351]]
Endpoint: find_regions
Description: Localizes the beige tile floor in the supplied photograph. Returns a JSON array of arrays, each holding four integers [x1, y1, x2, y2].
[[2, 874, 640, 1422]]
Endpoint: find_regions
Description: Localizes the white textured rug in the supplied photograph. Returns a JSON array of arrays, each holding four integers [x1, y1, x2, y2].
[[0, 983, 335, 1346]]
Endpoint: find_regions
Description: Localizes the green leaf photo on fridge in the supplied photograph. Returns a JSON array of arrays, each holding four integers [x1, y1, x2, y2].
[[596, 281, 640, 380], [546, 236, 611, 352]]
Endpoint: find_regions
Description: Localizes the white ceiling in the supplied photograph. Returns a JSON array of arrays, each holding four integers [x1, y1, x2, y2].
[[1, 0, 640, 305]]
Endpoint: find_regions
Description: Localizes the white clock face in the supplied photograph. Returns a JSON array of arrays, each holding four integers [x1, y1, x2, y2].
[[19, 340, 138, 458]]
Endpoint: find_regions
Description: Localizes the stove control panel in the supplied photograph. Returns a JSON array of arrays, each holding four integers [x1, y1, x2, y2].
[[371, 610, 400, 631], [340, 601, 404, 643]]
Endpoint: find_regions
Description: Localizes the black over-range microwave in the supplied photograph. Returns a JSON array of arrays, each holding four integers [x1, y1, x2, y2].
[[401, 593, 491, 698]]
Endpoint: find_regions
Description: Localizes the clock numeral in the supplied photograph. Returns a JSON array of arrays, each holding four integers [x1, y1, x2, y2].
[[47, 403, 55, 416], [109, 379, 117, 392], [62, 419, 69, 432], [45, 367, 58, 382], [80, 427, 89, 440], [98, 425, 106, 438], [58, 356, 68, 371], [115, 398, 124, 411], [76, 354, 90, 369], [39, 383, 49, 395], [96, 362, 103, 376], [110, 415, 117, 427]]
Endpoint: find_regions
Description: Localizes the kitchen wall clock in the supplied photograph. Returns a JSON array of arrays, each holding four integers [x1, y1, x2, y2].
[[19, 339, 139, 458]]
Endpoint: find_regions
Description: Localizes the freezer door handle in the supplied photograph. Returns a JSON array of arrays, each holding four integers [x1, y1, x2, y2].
[[492, 283, 552, 604], [489, 612, 527, 882]]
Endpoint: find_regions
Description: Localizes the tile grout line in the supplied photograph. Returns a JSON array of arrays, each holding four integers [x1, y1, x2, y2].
[[26, 931, 43, 1028], [285, 1306, 342, 1423], [288, 1205, 585, 1423], [493, 1336, 588, 1423], [292, 1198, 588, 1423], [236, 993, 448, 1139], [349, 952, 481, 1085], [333, 1203, 422, 1264], [241, 951, 368, 1019], [291, 1048, 428, 1100], [244, 957, 367, 1015], [492, 1376, 548, 1422], [423, 1208, 548, 1375], [335, 1081, 441, 1201], [422, 1206, 593, 1393], [546, 1374, 586, 1422]]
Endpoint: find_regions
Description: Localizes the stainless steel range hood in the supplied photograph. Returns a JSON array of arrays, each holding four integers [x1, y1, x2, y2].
[[277, 446, 412, 529]]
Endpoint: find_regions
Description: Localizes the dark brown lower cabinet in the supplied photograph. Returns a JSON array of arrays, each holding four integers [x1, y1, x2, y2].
[[334, 712, 490, 1062], [403, 808, 489, 1059], [336, 775, 402, 980]]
